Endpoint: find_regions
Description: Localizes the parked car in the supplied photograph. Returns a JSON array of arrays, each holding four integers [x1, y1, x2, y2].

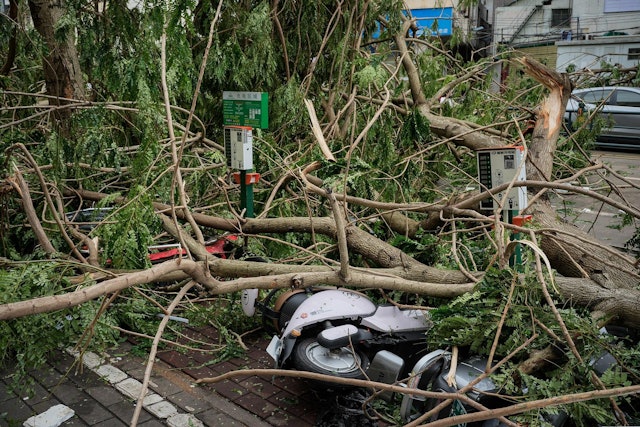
[[565, 86, 640, 150]]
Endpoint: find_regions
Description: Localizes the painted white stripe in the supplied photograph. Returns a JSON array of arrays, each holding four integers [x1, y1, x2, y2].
[[66, 348, 204, 426]]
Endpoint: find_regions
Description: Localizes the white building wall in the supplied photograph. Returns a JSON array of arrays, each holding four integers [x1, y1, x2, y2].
[[556, 35, 640, 72], [575, 0, 640, 37], [495, 0, 640, 48], [495, 0, 573, 46]]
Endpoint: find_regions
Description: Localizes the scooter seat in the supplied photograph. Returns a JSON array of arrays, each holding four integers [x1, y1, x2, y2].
[[317, 324, 373, 349]]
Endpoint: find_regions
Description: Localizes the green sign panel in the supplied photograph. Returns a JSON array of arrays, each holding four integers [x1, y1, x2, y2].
[[222, 91, 268, 129]]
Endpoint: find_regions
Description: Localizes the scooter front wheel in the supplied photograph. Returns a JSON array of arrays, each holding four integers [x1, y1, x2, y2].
[[400, 350, 450, 423], [292, 337, 369, 381]]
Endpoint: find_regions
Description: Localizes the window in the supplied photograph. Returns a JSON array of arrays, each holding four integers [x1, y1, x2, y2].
[[581, 89, 614, 105], [615, 89, 640, 107], [605, 0, 640, 13], [551, 9, 571, 27], [629, 48, 640, 61]]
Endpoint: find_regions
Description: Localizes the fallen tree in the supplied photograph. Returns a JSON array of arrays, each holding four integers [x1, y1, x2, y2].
[[1, 2, 639, 426]]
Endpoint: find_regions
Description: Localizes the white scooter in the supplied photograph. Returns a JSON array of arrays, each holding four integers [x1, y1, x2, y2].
[[242, 286, 432, 391]]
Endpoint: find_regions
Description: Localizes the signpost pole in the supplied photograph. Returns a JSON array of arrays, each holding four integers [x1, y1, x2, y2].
[[240, 170, 254, 218], [508, 209, 520, 268]]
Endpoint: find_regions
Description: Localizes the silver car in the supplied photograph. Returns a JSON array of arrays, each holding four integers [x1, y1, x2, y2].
[[565, 86, 640, 150]]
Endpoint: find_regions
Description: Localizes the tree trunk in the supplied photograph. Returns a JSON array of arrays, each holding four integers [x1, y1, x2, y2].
[[531, 200, 638, 287], [517, 57, 573, 183], [0, 0, 18, 76], [28, 0, 86, 131]]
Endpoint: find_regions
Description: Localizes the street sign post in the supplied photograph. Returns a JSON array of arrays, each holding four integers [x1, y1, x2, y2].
[[222, 91, 269, 129], [222, 91, 268, 218]]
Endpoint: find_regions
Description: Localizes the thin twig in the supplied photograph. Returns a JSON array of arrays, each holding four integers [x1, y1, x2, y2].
[[131, 281, 195, 426], [486, 275, 517, 371]]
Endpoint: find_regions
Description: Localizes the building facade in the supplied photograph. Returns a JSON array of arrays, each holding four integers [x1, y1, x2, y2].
[[494, 0, 640, 71]]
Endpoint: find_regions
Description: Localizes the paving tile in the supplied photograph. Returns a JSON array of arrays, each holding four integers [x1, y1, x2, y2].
[[269, 375, 312, 395], [70, 398, 113, 424], [31, 365, 66, 389], [112, 359, 146, 380], [208, 380, 248, 402], [165, 390, 210, 413], [145, 375, 184, 397], [93, 416, 127, 427], [156, 350, 192, 368], [0, 380, 14, 403], [94, 364, 127, 384], [145, 399, 179, 419], [233, 393, 279, 419], [196, 325, 220, 340], [23, 377, 52, 404], [196, 407, 249, 426], [238, 376, 281, 399], [66, 369, 107, 389], [115, 377, 150, 400], [58, 416, 90, 426], [49, 382, 89, 406], [0, 333, 334, 427], [76, 351, 105, 369], [85, 384, 126, 407], [0, 397, 34, 424], [287, 405, 319, 426], [182, 365, 217, 380], [210, 361, 242, 379], [138, 419, 166, 427], [52, 354, 91, 383], [111, 340, 136, 354], [275, 391, 319, 421], [189, 350, 218, 365], [267, 389, 304, 408], [22, 404, 71, 424], [226, 355, 250, 368], [265, 408, 315, 427], [107, 401, 152, 424], [167, 412, 204, 427], [246, 347, 268, 362], [51, 352, 77, 373], [180, 327, 205, 341], [251, 356, 273, 370]]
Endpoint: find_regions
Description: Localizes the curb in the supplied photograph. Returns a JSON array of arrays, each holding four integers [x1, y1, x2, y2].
[[66, 348, 203, 427]]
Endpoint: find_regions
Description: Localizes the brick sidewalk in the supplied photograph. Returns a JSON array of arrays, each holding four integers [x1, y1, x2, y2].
[[0, 327, 321, 426], [0, 322, 399, 426], [152, 325, 320, 426]]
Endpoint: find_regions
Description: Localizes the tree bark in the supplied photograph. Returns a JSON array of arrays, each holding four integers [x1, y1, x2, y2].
[[0, 0, 18, 76], [28, 0, 86, 130], [517, 57, 573, 183]]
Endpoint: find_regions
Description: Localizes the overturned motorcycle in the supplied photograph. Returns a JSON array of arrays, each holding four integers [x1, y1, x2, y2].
[[242, 286, 433, 391], [242, 286, 639, 425]]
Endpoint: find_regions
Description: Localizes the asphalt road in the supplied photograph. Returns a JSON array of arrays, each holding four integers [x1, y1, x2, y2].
[[549, 149, 640, 253]]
